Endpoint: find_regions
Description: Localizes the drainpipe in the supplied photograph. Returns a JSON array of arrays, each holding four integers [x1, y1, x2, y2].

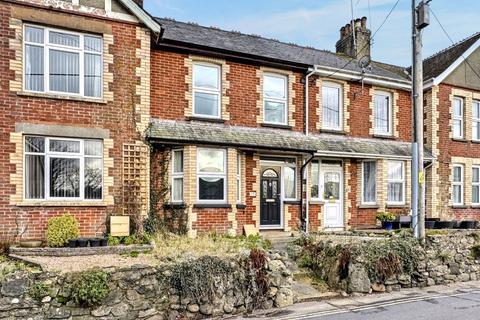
[[300, 152, 315, 234], [305, 68, 318, 136]]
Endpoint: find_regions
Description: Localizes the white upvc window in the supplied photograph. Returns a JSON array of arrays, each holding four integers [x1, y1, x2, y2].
[[24, 136, 103, 201], [374, 91, 393, 136], [23, 24, 103, 98], [236, 152, 242, 204], [171, 149, 184, 203], [362, 161, 377, 204], [387, 161, 404, 204], [263, 74, 288, 125], [193, 63, 221, 118], [197, 148, 226, 203], [310, 160, 320, 200], [472, 166, 480, 205], [322, 82, 343, 130], [453, 97, 464, 139], [473, 100, 480, 141], [452, 164, 464, 205], [283, 161, 297, 200]]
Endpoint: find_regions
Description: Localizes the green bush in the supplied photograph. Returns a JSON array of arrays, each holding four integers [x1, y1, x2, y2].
[[107, 235, 121, 246], [67, 269, 110, 306], [376, 212, 396, 222], [471, 244, 480, 259], [46, 214, 79, 247], [29, 282, 52, 302]]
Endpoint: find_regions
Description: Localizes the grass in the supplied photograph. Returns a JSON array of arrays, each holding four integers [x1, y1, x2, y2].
[[152, 233, 271, 260]]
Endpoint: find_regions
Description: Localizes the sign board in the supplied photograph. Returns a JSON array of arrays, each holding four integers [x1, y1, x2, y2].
[[243, 224, 258, 237], [110, 216, 130, 237]]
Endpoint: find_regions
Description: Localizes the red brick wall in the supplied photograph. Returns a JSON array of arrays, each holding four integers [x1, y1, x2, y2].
[[0, 3, 144, 241], [435, 84, 480, 220]]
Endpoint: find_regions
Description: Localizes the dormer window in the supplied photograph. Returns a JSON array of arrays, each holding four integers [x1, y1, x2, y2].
[[24, 25, 103, 98], [263, 74, 288, 125], [193, 63, 221, 118]]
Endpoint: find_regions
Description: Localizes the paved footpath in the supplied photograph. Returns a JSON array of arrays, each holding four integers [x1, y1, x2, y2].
[[231, 281, 480, 320]]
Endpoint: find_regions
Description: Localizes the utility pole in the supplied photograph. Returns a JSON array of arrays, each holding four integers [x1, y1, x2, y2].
[[412, 0, 429, 242]]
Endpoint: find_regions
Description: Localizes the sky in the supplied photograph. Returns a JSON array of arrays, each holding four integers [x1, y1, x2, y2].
[[144, 0, 479, 67]]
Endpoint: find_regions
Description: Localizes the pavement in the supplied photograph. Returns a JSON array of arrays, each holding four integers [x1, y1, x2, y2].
[[231, 281, 480, 320]]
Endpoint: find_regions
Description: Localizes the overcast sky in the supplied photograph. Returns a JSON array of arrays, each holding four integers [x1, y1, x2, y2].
[[144, 0, 479, 67]]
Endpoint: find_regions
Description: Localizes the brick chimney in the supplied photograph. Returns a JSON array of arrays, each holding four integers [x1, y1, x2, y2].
[[335, 17, 371, 61]]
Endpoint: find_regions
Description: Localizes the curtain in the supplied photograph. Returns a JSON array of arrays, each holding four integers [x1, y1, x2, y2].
[[25, 155, 45, 199], [375, 95, 389, 133], [49, 49, 80, 94], [284, 167, 296, 199], [172, 178, 184, 201], [323, 86, 340, 128], [25, 45, 44, 91], [311, 161, 319, 198], [265, 101, 286, 124], [84, 53, 102, 97], [85, 158, 102, 199], [363, 162, 376, 202]]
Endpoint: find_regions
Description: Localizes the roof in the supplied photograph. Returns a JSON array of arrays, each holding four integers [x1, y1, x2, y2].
[[119, 0, 162, 33], [422, 32, 480, 81], [155, 18, 409, 82], [147, 120, 433, 160]]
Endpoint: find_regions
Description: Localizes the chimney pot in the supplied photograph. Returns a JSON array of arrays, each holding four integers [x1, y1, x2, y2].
[[336, 17, 372, 61], [361, 16, 367, 28]]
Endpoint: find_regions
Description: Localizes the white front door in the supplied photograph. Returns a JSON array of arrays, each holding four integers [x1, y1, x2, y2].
[[322, 165, 344, 228]]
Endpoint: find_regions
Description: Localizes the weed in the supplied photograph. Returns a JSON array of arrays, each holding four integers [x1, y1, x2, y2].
[[66, 269, 110, 306], [29, 282, 52, 302]]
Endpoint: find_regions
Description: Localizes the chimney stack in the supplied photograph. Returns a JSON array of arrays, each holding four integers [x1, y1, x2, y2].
[[335, 16, 371, 62]]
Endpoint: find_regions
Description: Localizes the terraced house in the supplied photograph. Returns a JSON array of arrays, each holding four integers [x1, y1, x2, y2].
[[147, 17, 432, 237], [0, 0, 160, 240], [423, 33, 480, 222]]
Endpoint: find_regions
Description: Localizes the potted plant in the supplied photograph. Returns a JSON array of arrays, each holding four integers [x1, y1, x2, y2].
[[376, 212, 396, 230]]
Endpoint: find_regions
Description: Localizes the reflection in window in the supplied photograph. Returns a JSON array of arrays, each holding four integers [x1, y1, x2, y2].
[[197, 148, 226, 202]]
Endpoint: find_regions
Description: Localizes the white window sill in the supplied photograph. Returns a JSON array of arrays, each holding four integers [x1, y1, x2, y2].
[[16, 201, 107, 207], [17, 91, 106, 104]]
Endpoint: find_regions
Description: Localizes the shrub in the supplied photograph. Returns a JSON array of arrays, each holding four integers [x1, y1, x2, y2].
[[107, 235, 121, 246], [29, 282, 52, 302], [376, 212, 396, 222], [67, 269, 110, 306], [471, 244, 480, 259], [46, 214, 79, 247]]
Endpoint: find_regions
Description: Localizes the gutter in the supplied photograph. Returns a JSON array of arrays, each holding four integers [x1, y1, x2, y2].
[[314, 150, 434, 161]]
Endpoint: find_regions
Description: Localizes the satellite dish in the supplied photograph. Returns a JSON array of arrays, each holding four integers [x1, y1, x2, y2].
[[358, 56, 371, 69]]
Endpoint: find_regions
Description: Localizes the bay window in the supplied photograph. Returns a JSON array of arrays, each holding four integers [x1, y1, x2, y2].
[[452, 97, 464, 138], [171, 149, 184, 202], [24, 25, 103, 98], [374, 92, 392, 135], [473, 100, 480, 141], [452, 164, 464, 205], [322, 83, 342, 130], [193, 63, 221, 118], [197, 148, 226, 202], [24, 136, 103, 200], [264, 74, 288, 125], [387, 161, 404, 204], [362, 161, 377, 204], [473, 166, 480, 205]]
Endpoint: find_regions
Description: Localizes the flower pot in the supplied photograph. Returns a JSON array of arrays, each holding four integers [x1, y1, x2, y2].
[[100, 238, 108, 247], [68, 239, 78, 248], [425, 221, 436, 229], [89, 238, 101, 247], [437, 221, 454, 229], [426, 217, 440, 222], [77, 238, 88, 247], [391, 221, 401, 230], [19, 240, 43, 248], [381, 221, 393, 230], [460, 220, 477, 229]]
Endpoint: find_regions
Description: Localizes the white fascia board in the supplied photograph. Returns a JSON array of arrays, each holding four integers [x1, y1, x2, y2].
[[313, 65, 411, 91], [431, 38, 480, 86], [119, 0, 161, 33]]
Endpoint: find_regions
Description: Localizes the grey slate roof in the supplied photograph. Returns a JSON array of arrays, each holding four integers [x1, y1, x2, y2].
[[155, 18, 409, 82], [422, 32, 480, 80], [148, 120, 433, 159]]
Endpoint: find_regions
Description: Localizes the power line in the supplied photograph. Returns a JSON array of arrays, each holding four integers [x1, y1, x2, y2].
[[324, 0, 401, 79], [429, 7, 480, 82]]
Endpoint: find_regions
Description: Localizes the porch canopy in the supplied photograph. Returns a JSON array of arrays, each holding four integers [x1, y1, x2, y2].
[[147, 120, 433, 160]]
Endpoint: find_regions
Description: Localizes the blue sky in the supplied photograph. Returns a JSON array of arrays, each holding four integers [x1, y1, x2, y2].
[[144, 0, 479, 67]]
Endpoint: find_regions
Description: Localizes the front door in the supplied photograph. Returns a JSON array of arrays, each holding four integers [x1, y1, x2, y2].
[[260, 168, 281, 226], [322, 165, 344, 228]]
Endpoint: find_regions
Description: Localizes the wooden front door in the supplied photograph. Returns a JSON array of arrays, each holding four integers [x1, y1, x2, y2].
[[260, 168, 281, 226]]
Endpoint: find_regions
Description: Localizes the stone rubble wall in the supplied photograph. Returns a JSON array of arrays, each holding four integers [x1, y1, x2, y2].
[[0, 251, 293, 319]]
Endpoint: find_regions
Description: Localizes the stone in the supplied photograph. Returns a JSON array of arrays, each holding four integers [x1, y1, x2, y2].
[[47, 307, 71, 319], [41, 296, 52, 303], [427, 278, 436, 286], [274, 288, 293, 308], [459, 273, 470, 282], [448, 262, 461, 275], [347, 264, 371, 293], [139, 308, 158, 318], [371, 283, 386, 292], [470, 273, 477, 281], [1, 278, 29, 297], [267, 287, 278, 297], [91, 305, 112, 317], [187, 304, 199, 313], [111, 302, 129, 317], [199, 304, 213, 315], [11, 298, 20, 304]]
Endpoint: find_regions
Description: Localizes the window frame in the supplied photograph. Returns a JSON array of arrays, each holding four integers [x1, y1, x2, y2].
[[282, 161, 297, 201], [236, 152, 242, 204], [386, 161, 405, 205], [452, 164, 464, 206], [472, 100, 480, 141], [452, 96, 464, 139], [192, 62, 222, 119], [472, 165, 480, 205], [361, 160, 377, 205], [310, 160, 320, 201], [373, 91, 393, 136], [263, 73, 288, 125], [23, 136, 103, 201], [171, 149, 184, 203], [196, 148, 227, 203], [23, 24, 103, 99], [322, 82, 343, 131]]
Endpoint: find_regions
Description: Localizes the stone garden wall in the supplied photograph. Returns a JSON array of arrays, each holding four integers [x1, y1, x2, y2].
[[0, 251, 293, 319]]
